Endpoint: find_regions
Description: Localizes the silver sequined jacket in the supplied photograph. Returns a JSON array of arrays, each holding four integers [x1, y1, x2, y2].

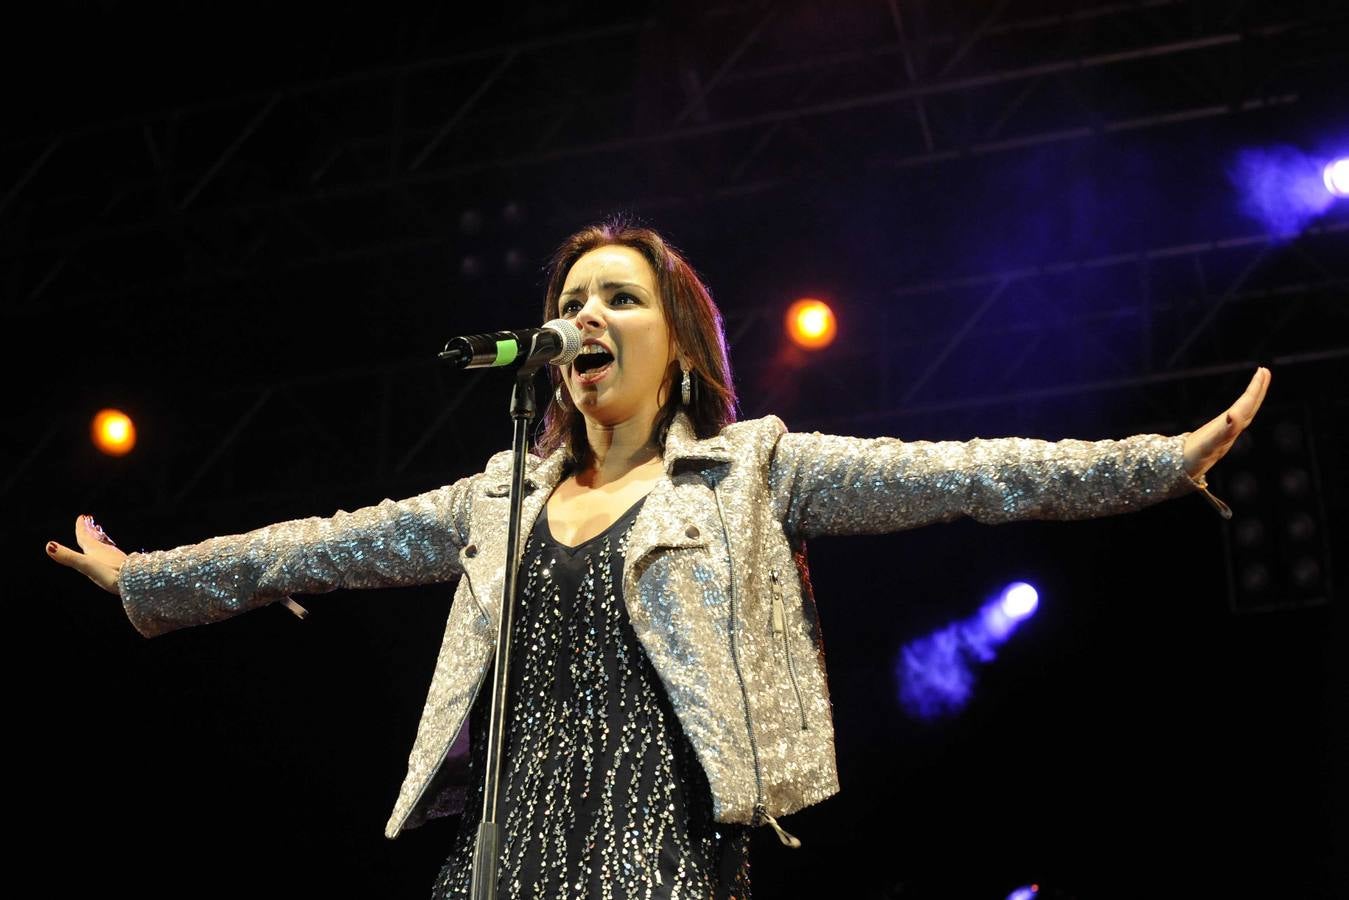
[[118, 411, 1204, 841]]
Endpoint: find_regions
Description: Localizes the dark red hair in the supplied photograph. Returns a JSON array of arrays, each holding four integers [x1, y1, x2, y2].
[[535, 214, 738, 469]]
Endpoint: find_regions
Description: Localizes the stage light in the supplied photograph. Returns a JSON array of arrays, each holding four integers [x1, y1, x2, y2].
[[1279, 467, 1311, 497], [784, 298, 837, 349], [982, 581, 1039, 641], [897, 579, 1042, 719], [1230, 146, 1336, 236], [91, 408, 136, 457], [1291, 556, 1321, 588], [1230, 470, 1260, 503], [1234, 518, 1265, 549], [1240, 561, 1271, 593], [458, 209, 483, 235], [1001, 582, 1039, 620], [1220, 412, 1332, 615], [1324, 158, 1349, 197], [1285, 512, 1315, 541]]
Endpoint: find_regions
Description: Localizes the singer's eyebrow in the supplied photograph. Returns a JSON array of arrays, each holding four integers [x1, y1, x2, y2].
[[560, 281, 644, 298]]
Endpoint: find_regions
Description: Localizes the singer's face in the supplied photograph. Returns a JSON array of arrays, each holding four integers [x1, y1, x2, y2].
[[555, 245, 677, 427]]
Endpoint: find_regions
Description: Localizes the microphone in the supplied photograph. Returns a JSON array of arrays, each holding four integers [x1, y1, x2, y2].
[[438, 318, 582, 370]]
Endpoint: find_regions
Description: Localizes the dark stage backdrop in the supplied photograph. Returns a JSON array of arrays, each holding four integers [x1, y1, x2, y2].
[[7, 2, 1346, 897]]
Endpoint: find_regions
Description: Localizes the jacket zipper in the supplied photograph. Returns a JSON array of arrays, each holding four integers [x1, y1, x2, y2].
[[461, 555, 492, 627], [770, 569, 809, 731], [714, 487, 801, 849]]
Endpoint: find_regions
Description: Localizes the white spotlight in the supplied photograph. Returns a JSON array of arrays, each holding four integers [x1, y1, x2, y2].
[[1324, 158, 1349, 197]]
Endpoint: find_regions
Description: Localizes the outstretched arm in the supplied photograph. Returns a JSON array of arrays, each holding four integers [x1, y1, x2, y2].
[[768, 368, 1269, 539], [47, 476, 479, 638]]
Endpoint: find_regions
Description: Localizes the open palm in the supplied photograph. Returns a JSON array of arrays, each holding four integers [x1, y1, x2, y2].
[[47, 515, 126, 595], [1183, 367, 1271, 480]]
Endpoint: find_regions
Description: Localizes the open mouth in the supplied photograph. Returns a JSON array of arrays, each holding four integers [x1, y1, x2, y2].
[[573, 348, 615, 381]]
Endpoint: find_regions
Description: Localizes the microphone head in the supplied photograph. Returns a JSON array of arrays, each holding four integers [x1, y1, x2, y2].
[[542, 317, 582, 365]]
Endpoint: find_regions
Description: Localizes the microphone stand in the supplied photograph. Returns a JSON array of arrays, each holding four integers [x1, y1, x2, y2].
[[470, 336, 548, 900]]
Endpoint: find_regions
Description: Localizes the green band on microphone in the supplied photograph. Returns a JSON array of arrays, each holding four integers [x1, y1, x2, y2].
[[493, 340, 518, 366]]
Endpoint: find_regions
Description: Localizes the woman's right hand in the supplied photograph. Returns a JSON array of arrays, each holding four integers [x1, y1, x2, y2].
[[47, 515, 127, 595]]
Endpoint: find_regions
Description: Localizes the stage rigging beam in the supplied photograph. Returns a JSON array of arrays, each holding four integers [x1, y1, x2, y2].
[[407, 49, 521, 173], [672, 4, 782, 127], [4, 11, 1320, 263], [179, 94, 283, 211]]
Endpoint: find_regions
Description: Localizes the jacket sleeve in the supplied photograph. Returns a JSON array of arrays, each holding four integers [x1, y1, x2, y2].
[[766, 421, 1205, 539], [116, 474, 480, 639]]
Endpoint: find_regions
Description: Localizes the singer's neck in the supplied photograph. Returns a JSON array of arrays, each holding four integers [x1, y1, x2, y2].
[[577, 417, 663, 487]]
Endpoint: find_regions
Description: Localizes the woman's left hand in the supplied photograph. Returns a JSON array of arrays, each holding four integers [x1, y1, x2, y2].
[[1182, 367, 1271, 480]]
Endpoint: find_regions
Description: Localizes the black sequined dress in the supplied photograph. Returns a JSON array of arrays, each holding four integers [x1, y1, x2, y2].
[[431, 494, 752, 899]]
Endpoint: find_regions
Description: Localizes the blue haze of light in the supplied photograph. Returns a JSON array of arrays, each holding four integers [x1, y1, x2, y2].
[[896, 588, 1037, 721], [1229, 145, 1337, 238]]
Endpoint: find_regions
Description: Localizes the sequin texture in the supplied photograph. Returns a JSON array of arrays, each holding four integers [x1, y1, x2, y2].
[[116, 411, 1209, 841], [431, 495, 752, 898]]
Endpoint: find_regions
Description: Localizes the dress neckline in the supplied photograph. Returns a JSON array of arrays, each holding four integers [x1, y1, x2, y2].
[[542, 493, 648, 555]]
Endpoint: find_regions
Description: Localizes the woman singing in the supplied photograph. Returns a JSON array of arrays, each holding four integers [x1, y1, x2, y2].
[[47, 216, 1270, 899]]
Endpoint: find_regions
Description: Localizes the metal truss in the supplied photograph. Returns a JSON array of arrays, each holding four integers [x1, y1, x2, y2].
[[5, 0, 1346, 517], [4, 1, 1341, 307], [9, 220, 1341, 520], [745, 221, 1348, 423]]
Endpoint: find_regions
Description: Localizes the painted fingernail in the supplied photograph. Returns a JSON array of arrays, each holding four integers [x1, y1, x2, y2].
[[46, 542, 57, 555]]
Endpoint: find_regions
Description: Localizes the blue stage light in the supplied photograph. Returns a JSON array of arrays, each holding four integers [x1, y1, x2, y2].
[[982, 581, 1039, 641], [1325, 158, 1349, 197], [897, 580, 1042, 719], [1230, 146, 1337, 237], [1001, 582, 1039, 620]]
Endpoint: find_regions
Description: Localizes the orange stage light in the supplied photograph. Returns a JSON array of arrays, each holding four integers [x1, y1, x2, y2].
[[784, 298, 837, 349], [91, 408, 136, 457]]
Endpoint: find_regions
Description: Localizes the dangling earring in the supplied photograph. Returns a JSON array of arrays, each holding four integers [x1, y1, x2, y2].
[[680, 366, 692, 406], [554, 384, 565, 406]]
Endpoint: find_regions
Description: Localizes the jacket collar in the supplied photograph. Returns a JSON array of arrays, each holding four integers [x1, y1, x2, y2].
[[659, 409, 733, 474], [482, 410, 732, 488]]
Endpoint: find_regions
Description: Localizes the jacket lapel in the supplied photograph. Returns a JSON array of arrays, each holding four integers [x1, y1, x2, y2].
[[621, 412, 734, 607], [468, 443, 572, 627]]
